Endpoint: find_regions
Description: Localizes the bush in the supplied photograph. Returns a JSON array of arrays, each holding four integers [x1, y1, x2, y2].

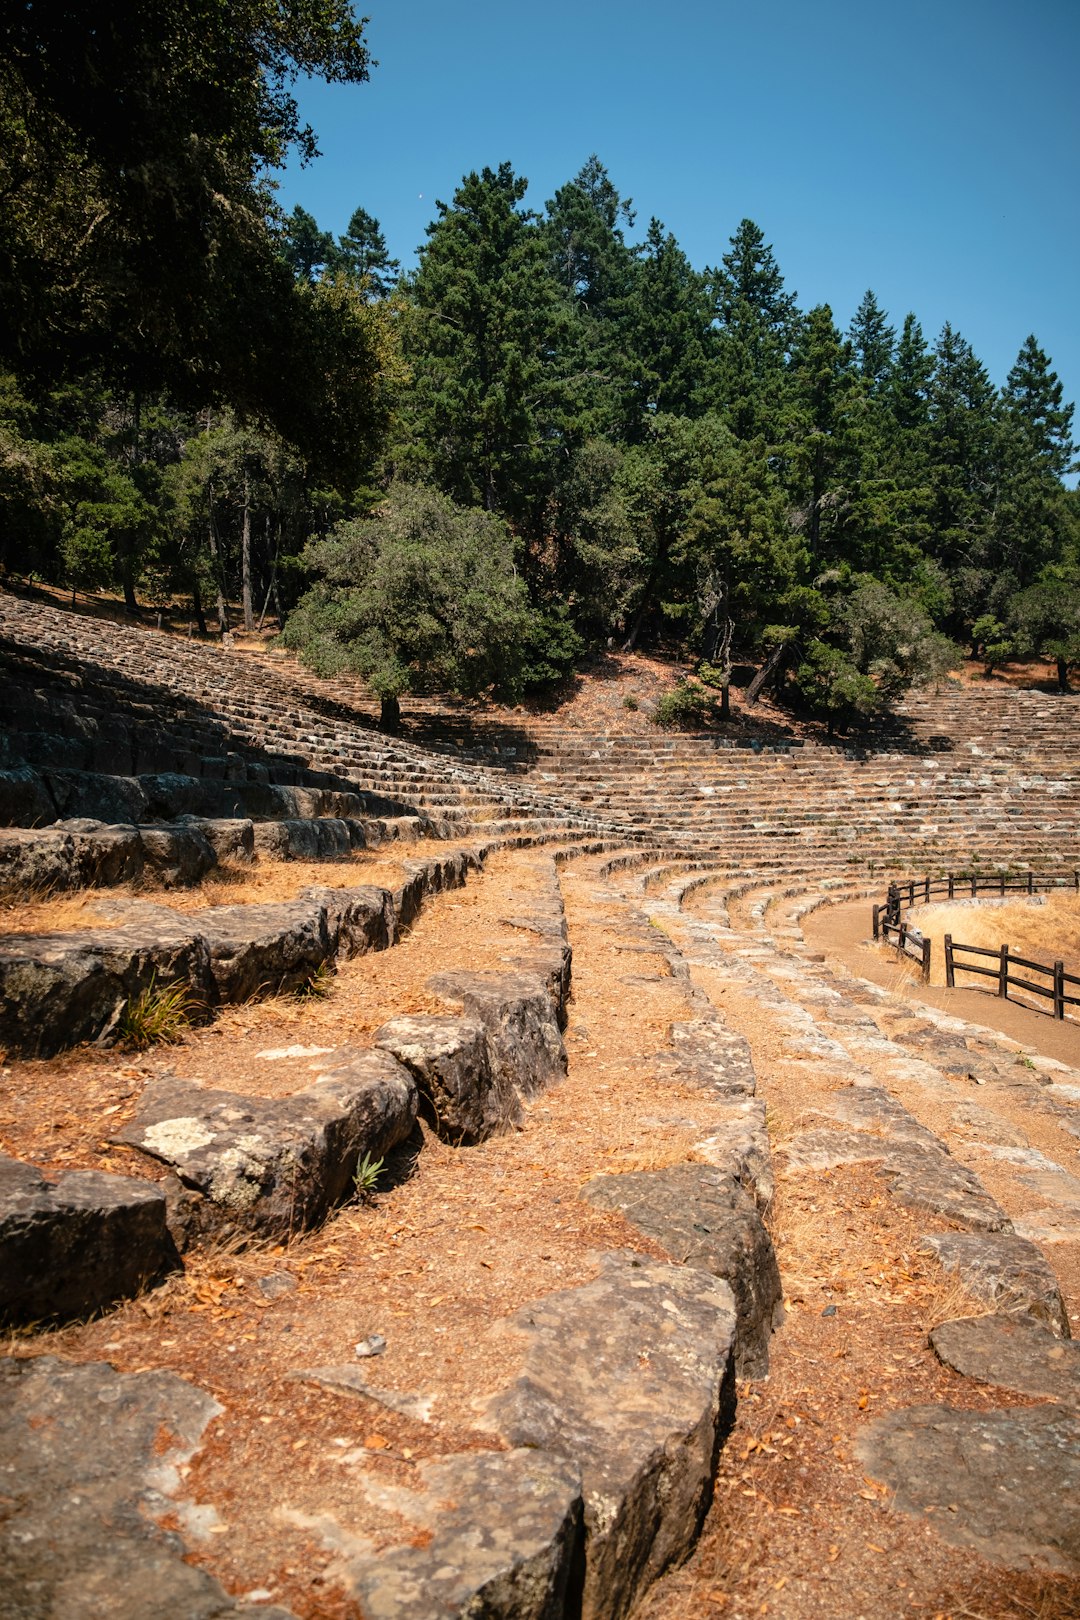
[[652, 678, 716, 730]]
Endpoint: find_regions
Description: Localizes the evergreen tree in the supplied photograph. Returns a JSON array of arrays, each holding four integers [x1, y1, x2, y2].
[[335, 207, 401, 296], [925, 322, 997, 574], [280, 206, 337, 283], [1001, 335, 1075, 479], [399, 163, 570, 531], [705, 219, 799, 441], [783, 304, 858, 565], [617, 219, 711, 436], [848, 290, 895, 391]]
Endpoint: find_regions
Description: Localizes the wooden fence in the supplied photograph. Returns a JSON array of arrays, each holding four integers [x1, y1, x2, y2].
[[869, 868, 1080, 1019], [874, 914, 932, 980], [943, 938, 1080, 1021]]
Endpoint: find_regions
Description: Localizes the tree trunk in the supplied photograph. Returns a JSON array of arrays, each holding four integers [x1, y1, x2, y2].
[[1057, 655, 1069, 693], [206, 495, 229, 636], [622, 552, 666, 652], [120, 555, 139, 617], [241, 466, 253, 632], [191, 579, 208, 637], [746, 642, 789, 706], [379, 694, 402, 733], [719, 681, 730, 721]]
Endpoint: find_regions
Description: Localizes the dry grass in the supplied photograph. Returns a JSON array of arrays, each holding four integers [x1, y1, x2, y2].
[[0, 887, 120, 935], [911, 892, 1080, 991], [0, 851, 421, 936]]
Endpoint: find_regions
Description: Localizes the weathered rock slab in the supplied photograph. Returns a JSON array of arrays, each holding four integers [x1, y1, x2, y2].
[[931, 1313, 1080, 1402], [0, 921, 212, 1058], [320, 1449, 584, 1620], [484, 1252, 737, 1620], [857, 1403, 1080, 1573], [430, 970, 567, 1098], [0, 1354, 297, 1619], [0, 1154, 178, 1325], [118, 1049, 416, 1238], [921, 1231, 1070, 1336], [579, 1164, 781, 1376], [374, 1013, 522, 1142]]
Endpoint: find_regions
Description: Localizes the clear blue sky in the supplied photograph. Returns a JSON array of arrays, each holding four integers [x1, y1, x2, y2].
[[276, 0, 1079, 435]]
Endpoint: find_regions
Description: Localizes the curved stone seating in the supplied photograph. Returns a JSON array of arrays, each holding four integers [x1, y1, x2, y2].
[[3, 590, 1079, 1616], [0, 847, 486, 1057]]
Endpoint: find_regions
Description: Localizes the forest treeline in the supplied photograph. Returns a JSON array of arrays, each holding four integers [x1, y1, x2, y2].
[[2, 6, 1077, 728]]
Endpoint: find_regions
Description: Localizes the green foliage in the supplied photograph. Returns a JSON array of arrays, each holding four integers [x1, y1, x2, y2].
[[282, 483, 532, 716], [652, 678, 717, 730], [1007, 572, 1080, 689], [295, 960, 335, 1000], [354, 1152, 385, 1203], [119, 976, 198, 1049]]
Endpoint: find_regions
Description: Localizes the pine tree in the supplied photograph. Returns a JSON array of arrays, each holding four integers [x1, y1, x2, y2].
[[335, 207, 401, 297], [705, 219, 799, 441], [1001, 335, 1075, 479], [400, 163, 570, 530], [616, 219, 711, 436], [848, 290, 895, 391]]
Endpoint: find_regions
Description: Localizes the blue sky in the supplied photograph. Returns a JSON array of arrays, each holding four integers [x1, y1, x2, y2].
[[276, 0, 1079, 435]]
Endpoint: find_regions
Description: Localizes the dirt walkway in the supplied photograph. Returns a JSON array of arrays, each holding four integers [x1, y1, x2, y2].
[[804, 899, 1080, 1068]]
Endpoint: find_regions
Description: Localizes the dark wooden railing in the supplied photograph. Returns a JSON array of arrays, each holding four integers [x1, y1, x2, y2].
[[869, 868, 1080, 1020], [943, 938, 1079, 1021], [875, 914, 932, 980]]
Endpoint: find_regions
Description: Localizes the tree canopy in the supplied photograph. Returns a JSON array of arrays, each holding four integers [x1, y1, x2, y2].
[[2, 11, 1077, 731]]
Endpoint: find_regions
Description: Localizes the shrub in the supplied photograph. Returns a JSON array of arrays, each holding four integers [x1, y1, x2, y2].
[[652, 679, 716, 730]]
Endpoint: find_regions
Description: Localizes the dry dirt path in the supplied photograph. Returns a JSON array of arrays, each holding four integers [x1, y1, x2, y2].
[[607, 863, 1080, 1620]]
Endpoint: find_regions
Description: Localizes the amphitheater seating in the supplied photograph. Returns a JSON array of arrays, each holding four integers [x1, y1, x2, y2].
[[1, 591, 1078, 1620]]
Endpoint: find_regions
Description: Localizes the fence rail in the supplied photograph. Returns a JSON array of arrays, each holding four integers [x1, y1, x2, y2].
[[944, 937, 1080, 1021], [875, 868, 1079, 928], [870, 867, 1080, 1015]]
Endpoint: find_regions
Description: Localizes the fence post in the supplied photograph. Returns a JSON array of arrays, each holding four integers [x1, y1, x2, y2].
[[921, 937, 931, 982], [1000, 872, 1006, 896], [872, 904, 880, 940], [1027, 871, 1034, 894], [944, 935, 955, 989], [948, 874, 955, 899], [998, 943, 1009, 1000], [924, 875, 930, 903], [1054, 962, 1065, 1020], [971, 875, 977, 897]]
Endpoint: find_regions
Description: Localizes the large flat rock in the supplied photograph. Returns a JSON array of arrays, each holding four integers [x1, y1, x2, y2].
[[0, 1354, 296, 1619], [0, 1154, 178, 1325], [117, 1049, 416, 1238], [0, 921, 213, 1057], [921, 1231, 1070, 1336], [857, 1403, 1080, 1574], [579, 1164, 781, 1377], [484, 1252, 738, 1620], [374, 1013, 522, 1142], [429, 970, 567, 1098], [297, 1449, 584, 1620], [931, 1313, 1080, 1402]]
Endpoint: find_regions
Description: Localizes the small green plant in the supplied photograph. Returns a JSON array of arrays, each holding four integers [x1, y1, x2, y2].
[[354, 1152, 385, 1203], [622, 694, 639, 711], [118, 976, 198, 1048], [295, 960, 335, 1000]]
